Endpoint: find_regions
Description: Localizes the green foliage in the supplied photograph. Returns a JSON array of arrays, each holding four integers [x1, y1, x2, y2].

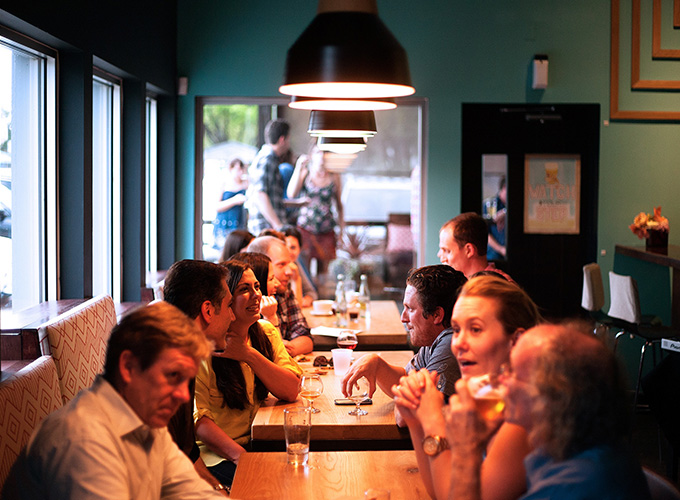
[[203, 104, 259, 148]]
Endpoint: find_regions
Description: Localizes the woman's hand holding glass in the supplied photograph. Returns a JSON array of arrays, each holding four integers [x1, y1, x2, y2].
[[444, 378, 504, 455]]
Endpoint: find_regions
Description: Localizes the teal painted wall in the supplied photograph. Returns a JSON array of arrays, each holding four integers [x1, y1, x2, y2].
[[176, 0, 679, 322]]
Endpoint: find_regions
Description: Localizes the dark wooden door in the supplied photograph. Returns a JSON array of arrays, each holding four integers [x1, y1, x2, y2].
[[461, 104, 600, 319]]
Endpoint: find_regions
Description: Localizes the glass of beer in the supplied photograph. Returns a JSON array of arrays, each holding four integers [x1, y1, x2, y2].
[[467, 373, 505, 420]]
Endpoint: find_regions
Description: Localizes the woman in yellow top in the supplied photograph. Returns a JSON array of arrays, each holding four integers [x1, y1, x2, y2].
[[194, 259, 302, 488]]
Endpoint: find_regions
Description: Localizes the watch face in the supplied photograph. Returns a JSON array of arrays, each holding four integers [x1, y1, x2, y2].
[[423, 436, 440, 455]]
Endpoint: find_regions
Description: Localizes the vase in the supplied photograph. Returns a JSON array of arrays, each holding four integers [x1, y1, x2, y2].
[[646, 229, 669, 253]]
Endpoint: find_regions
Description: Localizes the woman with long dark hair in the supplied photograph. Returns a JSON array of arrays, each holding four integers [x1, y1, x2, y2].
[[194, 260, 301, 488], [229, 252, 280, 329]]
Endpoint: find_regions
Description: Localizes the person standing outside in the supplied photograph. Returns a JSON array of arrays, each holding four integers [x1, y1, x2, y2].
[[246, 119, 291, 234], [286, 146, 344, 275], [213, 158, 249, 250]]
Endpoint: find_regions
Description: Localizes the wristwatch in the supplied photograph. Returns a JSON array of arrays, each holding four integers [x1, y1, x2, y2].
[[422, 435, 449, 457], [214, 483, 230, 493]]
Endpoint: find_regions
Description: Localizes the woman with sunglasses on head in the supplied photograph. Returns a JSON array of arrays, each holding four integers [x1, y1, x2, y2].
[[393, 275, 541, 500], [194, 259, 301, 490]]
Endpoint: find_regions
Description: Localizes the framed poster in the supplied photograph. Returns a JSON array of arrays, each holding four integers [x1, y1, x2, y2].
[[524, 154, 581, 234]]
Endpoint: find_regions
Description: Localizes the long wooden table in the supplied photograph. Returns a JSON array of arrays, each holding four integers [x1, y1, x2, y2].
[[251, 350, 413, 450], [305, 300, 408, 350], [230, 450, 428, 500]]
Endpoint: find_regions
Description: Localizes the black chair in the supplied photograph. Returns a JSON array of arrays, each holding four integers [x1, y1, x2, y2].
[[608, 271, 680, 411]]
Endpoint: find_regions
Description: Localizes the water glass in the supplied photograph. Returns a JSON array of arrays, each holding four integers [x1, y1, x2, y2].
[[283, 407, 312, 466]]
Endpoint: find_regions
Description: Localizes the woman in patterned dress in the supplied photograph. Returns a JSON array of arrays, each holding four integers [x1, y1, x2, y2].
[[286, 146, 344, 275]]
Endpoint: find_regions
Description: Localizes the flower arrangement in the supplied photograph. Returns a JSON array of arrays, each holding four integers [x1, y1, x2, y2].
[[629, 206, 669, 239]]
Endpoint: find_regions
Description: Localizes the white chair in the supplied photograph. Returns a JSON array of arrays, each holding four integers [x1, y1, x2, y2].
[[608, 272, 680, 410], [581, 263, 612, 328]]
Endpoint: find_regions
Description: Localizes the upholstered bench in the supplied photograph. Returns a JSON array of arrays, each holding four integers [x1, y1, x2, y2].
[[38, 294, 117, 404], [0, 355, 63, 489]]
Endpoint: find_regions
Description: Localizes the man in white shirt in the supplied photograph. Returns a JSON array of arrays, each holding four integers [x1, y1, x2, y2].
[[2, 301, 228, 499]]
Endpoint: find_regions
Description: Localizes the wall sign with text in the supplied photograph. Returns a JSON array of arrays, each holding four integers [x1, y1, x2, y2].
[[524, 154, 581, 234]]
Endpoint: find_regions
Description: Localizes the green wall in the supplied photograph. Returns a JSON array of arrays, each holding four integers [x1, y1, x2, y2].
[[176, 0, 679, 316]]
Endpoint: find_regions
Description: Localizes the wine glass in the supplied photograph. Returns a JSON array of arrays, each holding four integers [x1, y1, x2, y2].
[[300, 374, 324, 414], [337, 330, 358, 350], [348, 376, 369, 416]]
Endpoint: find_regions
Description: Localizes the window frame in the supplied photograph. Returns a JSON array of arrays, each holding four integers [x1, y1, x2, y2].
[[91, 67, 122, 302], [0, 25, 57, 311]]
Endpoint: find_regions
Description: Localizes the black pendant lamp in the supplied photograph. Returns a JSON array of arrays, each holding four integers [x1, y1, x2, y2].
[[289, 96, 396, 111], [280, 0, 414, 110], [308, 110, 377, 138], [317, 136, 367, 155]]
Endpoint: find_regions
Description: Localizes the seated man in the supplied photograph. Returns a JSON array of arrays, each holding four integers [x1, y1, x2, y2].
[[438, 212, 512, 281], [2, 302, 227, 499], [445, 322, 651, 500], [247, 235, 313, 356], [341, 265, 466, 406], [281, 224, 318, 308], [163, 259, 235, 493]]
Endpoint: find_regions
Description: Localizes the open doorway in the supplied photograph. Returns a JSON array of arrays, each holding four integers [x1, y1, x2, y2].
[[194, 97, 428, 299]]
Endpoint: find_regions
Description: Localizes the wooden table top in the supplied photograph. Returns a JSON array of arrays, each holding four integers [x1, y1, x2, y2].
[[230, 450, 428, 500], [305, 300, 408, 350], [251, 350, 413, 443]]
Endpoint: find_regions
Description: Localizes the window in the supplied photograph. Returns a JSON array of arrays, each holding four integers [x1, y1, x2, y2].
[[145, 95, 158, 277], [195, 97, 427, 292], [92, 71, 121, 301], [0, 30, 56, 313]]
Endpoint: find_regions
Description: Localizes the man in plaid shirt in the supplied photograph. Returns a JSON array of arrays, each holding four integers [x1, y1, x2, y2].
[[247, 119, 291, 235], [248, 235, 313, 357]]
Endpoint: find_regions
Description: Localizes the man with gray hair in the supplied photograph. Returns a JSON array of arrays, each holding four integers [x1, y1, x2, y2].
[[3, 302, 227, 499], [247, 235, 313, 356]]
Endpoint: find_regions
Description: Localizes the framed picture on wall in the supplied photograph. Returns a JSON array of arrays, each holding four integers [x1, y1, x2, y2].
[[524, 154, 581, 234]]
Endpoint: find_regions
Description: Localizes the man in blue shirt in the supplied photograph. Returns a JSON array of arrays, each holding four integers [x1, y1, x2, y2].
[[341, 265, 467, 410]]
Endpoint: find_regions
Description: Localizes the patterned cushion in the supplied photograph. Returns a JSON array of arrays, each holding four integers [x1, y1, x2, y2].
[[0, 355, 62, 489], [38, 295, 117, 404]]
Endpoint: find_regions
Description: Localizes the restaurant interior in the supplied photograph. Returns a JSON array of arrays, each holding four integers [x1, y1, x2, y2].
[[1, 0, 680, 497]]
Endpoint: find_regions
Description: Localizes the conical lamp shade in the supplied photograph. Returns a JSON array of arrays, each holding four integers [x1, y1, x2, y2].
[[280, 0, 414, 100], [289, 96, 396, 111], [308, 110, 377, 138], [318, 136, 367, 155]]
